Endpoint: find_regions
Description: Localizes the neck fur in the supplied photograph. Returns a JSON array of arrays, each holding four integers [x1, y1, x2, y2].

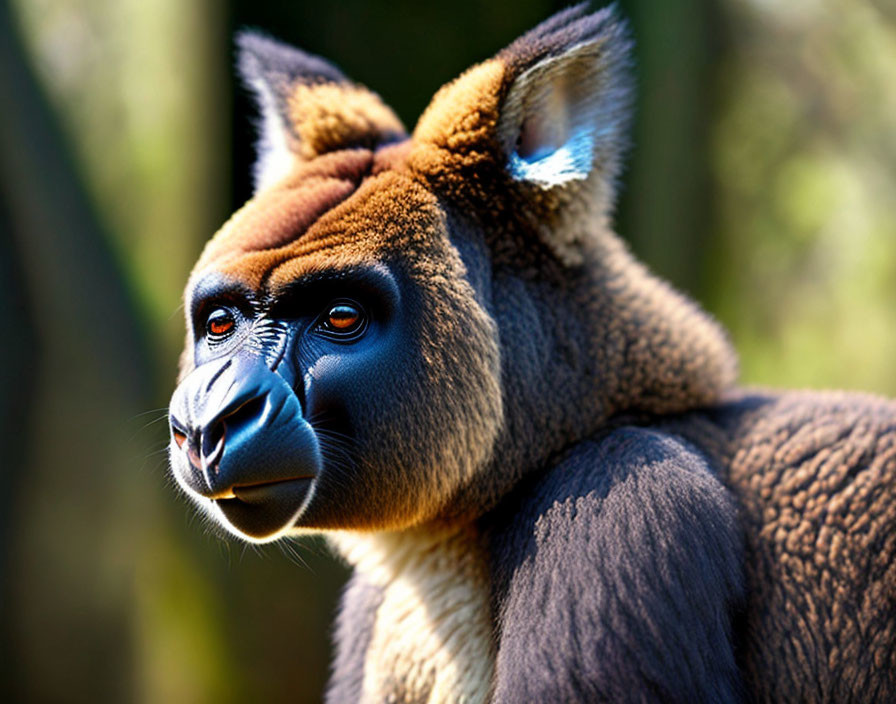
[[330, 525, 495, 704]]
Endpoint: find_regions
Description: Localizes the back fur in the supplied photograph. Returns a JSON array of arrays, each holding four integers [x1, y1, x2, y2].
[[663, 392, 896, 701]]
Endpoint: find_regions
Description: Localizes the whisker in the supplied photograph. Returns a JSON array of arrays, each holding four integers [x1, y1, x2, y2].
[[302, 535, 334, 560], [128, 407, 171, 421], [124, 413, 174, 446], [167, 302, 185, 321], [279, 539, 313, 572]]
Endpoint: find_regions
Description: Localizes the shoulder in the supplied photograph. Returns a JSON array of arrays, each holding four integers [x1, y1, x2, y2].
[[483, 426, 745, 703], [485, 425, 740, 587]]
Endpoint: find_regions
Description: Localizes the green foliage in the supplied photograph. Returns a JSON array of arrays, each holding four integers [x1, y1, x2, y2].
[[710, 0, 896, 393]]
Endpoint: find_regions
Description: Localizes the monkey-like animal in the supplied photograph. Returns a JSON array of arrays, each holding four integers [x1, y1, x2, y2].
[[168, 5, 896, 702]]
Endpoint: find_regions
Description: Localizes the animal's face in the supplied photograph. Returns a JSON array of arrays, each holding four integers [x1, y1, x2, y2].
[[169, 150, 502, 539], [168, 6, 734, 542]]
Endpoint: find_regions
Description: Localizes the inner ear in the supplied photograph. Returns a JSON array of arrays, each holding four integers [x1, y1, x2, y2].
[[502, 45, 607, 189]]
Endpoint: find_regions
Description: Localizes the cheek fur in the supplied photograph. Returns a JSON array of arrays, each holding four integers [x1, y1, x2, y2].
[[373, 266, 503, 526], [295, 259, 503, 531]]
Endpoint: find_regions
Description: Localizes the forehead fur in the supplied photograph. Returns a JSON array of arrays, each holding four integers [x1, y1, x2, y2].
[[190, 146, 444, 293]]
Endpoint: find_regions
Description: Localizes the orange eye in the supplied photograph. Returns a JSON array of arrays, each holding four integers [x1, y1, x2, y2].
[[317, 301, 367, 342], [327, 304, 361, 330], [206, 308, 236, 338]]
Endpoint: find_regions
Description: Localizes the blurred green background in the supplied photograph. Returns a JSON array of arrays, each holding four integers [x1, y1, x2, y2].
[[1, 0, 894, 701]]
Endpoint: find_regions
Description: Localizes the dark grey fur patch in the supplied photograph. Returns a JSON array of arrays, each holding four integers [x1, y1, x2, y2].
[[483, 426, 746, 703], [324, 574, 383, 704]]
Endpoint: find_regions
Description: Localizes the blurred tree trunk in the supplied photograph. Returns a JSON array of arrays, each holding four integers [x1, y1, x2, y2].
[[0, 0, 150, 698], [615, 0, 719, 298], [0, 144, 36, 704]]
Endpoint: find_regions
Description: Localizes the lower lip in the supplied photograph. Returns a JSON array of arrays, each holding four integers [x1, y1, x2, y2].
[[213, 476, 314, 540]]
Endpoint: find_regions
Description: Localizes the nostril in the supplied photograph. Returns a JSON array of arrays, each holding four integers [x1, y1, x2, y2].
[[200, 422, 226, 474], [171, 415, 206, 472], [170, 415, 189, 450], [201, 420, 225, 460]]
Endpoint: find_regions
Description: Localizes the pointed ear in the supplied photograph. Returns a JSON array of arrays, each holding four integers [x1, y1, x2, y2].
[[410, 5, 632, 260], [236, 31, 407, 191]]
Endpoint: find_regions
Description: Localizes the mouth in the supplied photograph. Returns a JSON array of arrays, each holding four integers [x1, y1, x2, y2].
[[228, 476, 313, 502], [214, 476, 314, 541]]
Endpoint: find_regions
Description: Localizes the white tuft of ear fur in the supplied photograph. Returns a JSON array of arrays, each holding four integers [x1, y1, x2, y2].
[[500, 41, 630, 190], [506, 46, 598, 187], [246, 74, 296, 191]]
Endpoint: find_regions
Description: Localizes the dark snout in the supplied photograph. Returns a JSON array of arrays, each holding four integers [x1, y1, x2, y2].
[[169, 352, 321, 540]]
